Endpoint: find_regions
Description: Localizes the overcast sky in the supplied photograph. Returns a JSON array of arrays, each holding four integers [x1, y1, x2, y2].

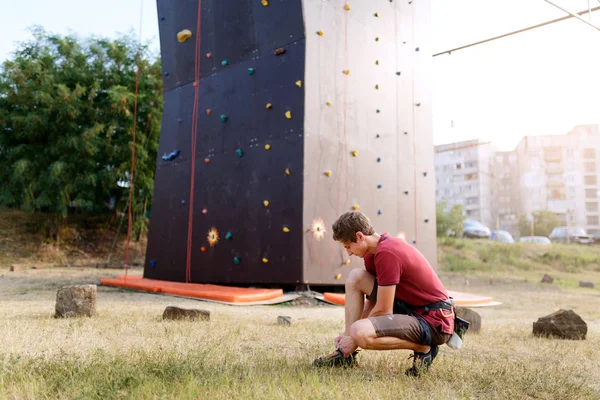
[[1, 0, 598, 151]]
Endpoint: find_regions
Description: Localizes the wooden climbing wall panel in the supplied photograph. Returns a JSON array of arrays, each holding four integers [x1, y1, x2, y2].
[[144, 0, 436, 286]]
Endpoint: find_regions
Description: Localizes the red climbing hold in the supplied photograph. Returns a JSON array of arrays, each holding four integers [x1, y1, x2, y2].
[[204, 158, 210, 164], [206, 109, 211, 115], [206, 52, 212, 59], [274, 48, 286, 56]]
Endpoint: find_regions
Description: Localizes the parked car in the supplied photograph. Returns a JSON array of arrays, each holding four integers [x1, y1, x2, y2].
[[490, 230, 515, 243], [548, 227, 594, 244], [463, 219, 491, 239], [519, 236, 551, 245]]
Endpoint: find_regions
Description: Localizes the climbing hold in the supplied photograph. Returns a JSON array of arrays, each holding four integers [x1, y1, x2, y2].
[[263, 200, 269, 207], [160, 16, 165, 21], [248, 68, 255, 75], [396, 71, 401, 76], [377, 157, 382, 162], [283, 226, 290, 233], [204, 158, 210, 164], [415, 47, 420, 51], [352, 204, 360, 210], [423, 172, 428, 177], [376, 134, 380, 138], [285, 168, 291, 175], [413, 240, 417, 245], [335, 274, 342, 280], [377, 184, 382, 189], [404, 131, 408, 135], [342, 69, 350, 75], [201, 246, 206, 252], [265, 144, 271, 150], [164, 72, 169, 77], [345, 259, 351, 265], [344, 4, 351, 10], [295, 80, 302, 88], [225, 232, 233, 240], [261, 0, 268, 6], [285, 110, 292, 119], [351, 150, 358, 157], [378, 210, 383, 215], [326, 101, 332, 106], [150, 260, 156, 268], [416, 103, 421, 107], [375, 37, 380, 41], [266, 103, 272, 109], [375, 84, 380, 90], [181, 200, 186, 205], [317, 30, 324, 36], [324, 170, 332, 177], [424, 219, 429, 223], [178, 118, 182, 123], [220, 114, 228, 122], [161, 149, 181, 161], [202, 208, 208, 214], [375, 60, 380, 65], [206, 52, 212, 59], [376, 109, 381, 113], [274, 48, 286, 56], [193, 82, 198, 87], [233, 257, 241, 265], [206, 109, 211, 115], [262, 257, 269, 263], [404, 190, 409, 195], [236, 149, 244, 157], [177, 29, 193, 42], [374, 12, 379, 17], [221, 59, 229, 66]]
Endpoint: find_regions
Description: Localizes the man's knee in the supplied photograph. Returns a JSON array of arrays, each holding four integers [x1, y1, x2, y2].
[[345, 269, 373, 293], [350, 319, 377, 349]]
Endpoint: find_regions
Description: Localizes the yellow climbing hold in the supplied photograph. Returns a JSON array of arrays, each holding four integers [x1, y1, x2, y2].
[[285, 111, 292, 119], [317, 30, 324, 36], [261, 0, 268, 6], [345, 259, 351, 265], [262, 257, 269, 263], [375, 37, 380, 42], [353, 204, 360, 210], [285, 168, 291, 175], [351, 150, 358, 157], [295, 80, 302, 88], [283, 226, 290, 233], [375, 84, 380, 90], [266, 103, 272, 109], [344, 4, 350, 11], [263, 200, 270, 207], [375, 12, 379, 17], [342, 69, 350, 75], [375, 60, 380, 65], [326, 101, 332, 106], [177, 29, 193, 43], [265, 144, 271, 150], [324, 170, 332, 177], [335, 274, 342, 280]]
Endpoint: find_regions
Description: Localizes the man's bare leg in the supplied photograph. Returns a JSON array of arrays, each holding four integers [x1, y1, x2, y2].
[[344, 269, 375, 334], [349, 319, 430, 353]]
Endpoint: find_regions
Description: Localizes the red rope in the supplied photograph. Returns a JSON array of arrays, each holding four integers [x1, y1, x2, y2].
[[185, 0, 202, 283], [96, 209, 116, 250]]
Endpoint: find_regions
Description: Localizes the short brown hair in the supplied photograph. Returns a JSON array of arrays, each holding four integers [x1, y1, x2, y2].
[[332, 211, 375, 243]]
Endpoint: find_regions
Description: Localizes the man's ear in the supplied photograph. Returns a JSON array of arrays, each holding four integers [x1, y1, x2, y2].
[[356, 232, 365, 242]]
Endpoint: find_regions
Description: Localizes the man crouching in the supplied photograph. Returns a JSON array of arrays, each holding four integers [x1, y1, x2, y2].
[[313, 211, 455, 376]]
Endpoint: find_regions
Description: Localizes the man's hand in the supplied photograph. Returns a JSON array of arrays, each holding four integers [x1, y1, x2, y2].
[[334, 334, 344, 348], [336, 335, 358, 357], [368, 285, 395, 317]]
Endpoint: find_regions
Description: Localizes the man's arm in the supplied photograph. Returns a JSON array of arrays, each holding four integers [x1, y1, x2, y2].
[[368, 285, 395, 317], [360, 298, 376, 319]]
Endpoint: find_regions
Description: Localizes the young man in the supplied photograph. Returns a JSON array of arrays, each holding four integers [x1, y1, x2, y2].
[[313, 211, 455, 376]]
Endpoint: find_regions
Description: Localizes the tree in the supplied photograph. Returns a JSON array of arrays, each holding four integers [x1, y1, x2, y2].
[[518, 210, 561, 238], [0, 27, 163, 243], [436, 201, 465, 237]]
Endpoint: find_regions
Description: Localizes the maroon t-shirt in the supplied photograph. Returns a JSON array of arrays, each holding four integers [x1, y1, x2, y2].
[[364, 233, 454, 334]]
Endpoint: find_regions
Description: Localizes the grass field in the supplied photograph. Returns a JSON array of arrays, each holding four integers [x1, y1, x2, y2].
[[1, 209, 600, 399]]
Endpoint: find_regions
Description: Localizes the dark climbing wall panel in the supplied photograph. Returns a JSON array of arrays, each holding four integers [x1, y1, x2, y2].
[[145, 0, 306, 284]]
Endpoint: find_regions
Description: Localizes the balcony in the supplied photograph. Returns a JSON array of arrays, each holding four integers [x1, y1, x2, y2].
[[547, 199, 568, 213]]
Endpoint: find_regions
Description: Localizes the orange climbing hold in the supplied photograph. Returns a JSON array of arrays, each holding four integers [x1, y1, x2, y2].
[[206, 109, 211, 115], [200, 246, 206, 252], [193, 82, 198, 87], [177, 29, 193, 42], [204, 158, 210, 164]]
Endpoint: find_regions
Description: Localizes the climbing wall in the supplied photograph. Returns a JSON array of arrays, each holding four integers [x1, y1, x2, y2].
[[144, 0, 436, 286]]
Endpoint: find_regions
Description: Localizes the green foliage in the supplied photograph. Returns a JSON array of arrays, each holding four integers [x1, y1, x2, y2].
[[436, 201, 465, 237], [518, 210, 561, 238], [0, 27, 162, 240]]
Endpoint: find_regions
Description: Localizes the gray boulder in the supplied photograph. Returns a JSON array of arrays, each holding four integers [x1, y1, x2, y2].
[[541, 274, 554, 284], [533, 309, 587, 340], [455, 307, 481, 333], [55, 285, 97, 318], [579, 280, 595, 288], [162, 306, 210, 321]]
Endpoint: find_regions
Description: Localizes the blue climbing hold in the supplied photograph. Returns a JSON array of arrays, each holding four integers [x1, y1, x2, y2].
[[247, 68, 255, 75], [236, 149, 244, 157], [377, 184, 382, 189], [222, 59, 229, 66], [424, 218, 429, 223], [376, 134, 380, 138], [181, 200, 186, 205], [178, 118, 182, 123], [225, 232, 233, 240], [376, 109, 381, 113], [221, 114, 228, 123], [233, 257, 241, 265], [160, 16, 165, 21], [150, 260, 156, 268], [377, 157, 382, 163], [378, 210, 383, 215], [164, 72, 169, 77], [413, 240, 417, 244], [162, 149, 181, 161]]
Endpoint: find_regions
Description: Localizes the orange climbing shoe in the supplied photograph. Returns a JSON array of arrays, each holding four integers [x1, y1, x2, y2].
[[312, 349, 359, 367]]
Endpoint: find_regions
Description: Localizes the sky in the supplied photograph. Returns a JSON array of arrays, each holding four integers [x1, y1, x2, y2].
[[0, 0, 598, 151]]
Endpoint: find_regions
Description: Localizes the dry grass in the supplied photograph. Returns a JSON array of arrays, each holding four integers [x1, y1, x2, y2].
[[1, 267, 599, 399]]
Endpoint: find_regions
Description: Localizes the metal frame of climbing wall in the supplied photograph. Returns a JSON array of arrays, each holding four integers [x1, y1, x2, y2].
[[144, 0, 436, 286]]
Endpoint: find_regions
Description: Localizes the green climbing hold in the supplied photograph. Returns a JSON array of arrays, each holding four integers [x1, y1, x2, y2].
[[236, 149, 244, 157], [226, 232, 233, 240], [233, 257, 241, 265], [221, 114, 228, 122], [247, 68, 255, 75]]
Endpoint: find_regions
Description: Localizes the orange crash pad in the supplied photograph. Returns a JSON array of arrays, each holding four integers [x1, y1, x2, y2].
[[100, 275, 284, 303], [323, 290, 498, 307]]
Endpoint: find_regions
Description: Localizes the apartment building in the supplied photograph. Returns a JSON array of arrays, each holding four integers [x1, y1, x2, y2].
[[490, 151, 520, 234], [514, 124, 600, 234], [434, 140, 496, 228]]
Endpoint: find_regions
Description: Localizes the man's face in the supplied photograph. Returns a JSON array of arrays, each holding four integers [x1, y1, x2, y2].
[[342, 233, 368, 258]]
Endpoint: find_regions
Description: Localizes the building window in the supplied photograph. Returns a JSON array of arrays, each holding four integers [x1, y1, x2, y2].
[[583, 148, 596, 159], [456, 163, 462, 170], [586, 202, 598, 212], [584, 175, 597, 186], [587, 216, 599, 226], [586, 189, 597, 199], [584, 162, 596, 173]]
